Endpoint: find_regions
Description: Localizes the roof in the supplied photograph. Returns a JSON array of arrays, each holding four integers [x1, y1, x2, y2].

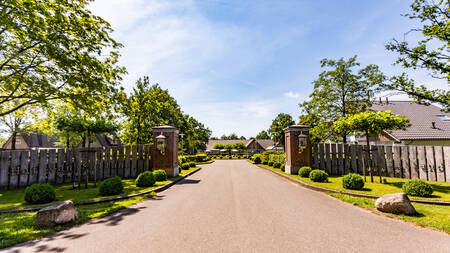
[[205, 139, 274, 150], [21, 133, 59, 148], [96, 134, 123, 147], [371, 101, 450, 140]]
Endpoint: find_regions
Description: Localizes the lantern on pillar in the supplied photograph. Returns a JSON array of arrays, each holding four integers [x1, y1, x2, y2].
[[298, 132, 308, 153], [156, 133, 166, 155]]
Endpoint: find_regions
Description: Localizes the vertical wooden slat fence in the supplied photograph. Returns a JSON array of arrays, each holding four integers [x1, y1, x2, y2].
[[0, 145, 154, 189], [311, 143, 450, 182]]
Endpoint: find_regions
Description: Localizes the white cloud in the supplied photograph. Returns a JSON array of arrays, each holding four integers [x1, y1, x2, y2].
[[284, 91, 300, 99]]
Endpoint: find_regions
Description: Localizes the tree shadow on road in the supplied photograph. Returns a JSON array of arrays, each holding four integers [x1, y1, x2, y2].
[[90, 206, 147, 226], [176, 179, 200, 185]]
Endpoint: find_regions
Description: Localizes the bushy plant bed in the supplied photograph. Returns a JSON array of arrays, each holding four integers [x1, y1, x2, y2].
[[280, 164, 285, 172], [99, 177, 124, 196], [254, 157, 261, 164], [268, 161, 274, 166], [24, 184, 56, 204], [189, 161, 196, 167], [403, 179, 433, 197], [298, 166, 312, 178], [342, 173, 364, 190], [135, 171, 155, 187], [262, 160, 268, 165], [273, 162, 281, 168], [153, 169, 167, 181], [309, 170, 328, 182], [181, 163, 190, 170]]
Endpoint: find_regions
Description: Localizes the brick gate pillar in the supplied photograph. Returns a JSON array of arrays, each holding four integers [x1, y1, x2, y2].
[[152, 126, 179, 177], [284, 125, 311, 175]]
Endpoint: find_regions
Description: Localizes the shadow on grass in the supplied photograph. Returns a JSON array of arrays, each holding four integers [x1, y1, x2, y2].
[[90, 206, 146, 226], [431, 184, 450, 194]]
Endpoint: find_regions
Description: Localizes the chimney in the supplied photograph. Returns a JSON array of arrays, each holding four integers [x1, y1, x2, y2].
[[432, 122, 436, 129]]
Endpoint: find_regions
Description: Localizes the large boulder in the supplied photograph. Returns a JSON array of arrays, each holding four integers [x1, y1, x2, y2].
[[375, 193, 416, 215], [35, 200, 79, 227]]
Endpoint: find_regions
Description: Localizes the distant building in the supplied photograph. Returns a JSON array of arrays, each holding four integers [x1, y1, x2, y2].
[[2, 133, 60, 150], [205, 139, 281, 154], [77, 134, 123, 148], [353, 101, 450, 146]]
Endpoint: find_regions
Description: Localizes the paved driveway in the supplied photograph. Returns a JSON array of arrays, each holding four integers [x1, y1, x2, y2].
[[4, 160, 450, 252]]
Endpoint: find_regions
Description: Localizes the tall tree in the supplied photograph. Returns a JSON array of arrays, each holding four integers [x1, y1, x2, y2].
[[334, 110, 409, 182], [385, 0, 449, 111], [268, 113, 295, 147], [179, 114, 211, 154], [256, 130, 270, 139], [0, 0, 126, 116], [299, 56, 384, 142], [0, 101, 36, 149], [120, 77, 183, 144]]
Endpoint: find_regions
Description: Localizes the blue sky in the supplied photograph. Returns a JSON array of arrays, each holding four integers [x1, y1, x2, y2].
[[90, 0, 447, 138]]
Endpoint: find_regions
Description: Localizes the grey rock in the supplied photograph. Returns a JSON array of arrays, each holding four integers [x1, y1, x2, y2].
[[35, 200, 79, 227], [375, 193, 416, 215]]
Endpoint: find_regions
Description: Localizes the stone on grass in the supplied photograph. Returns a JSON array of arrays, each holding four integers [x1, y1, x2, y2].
[[375, 193, 416, 215], [35, 200, 79, 227]]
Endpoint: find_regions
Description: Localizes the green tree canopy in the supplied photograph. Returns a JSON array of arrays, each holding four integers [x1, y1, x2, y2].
[[299, 56, 385, 142], [220, 133, 239, 140], [333, 110, 410, 182], [0, 0, 126, 117], [385, 0, 449, 111], [224, 144, 234, 150], [213, 143, 225, 149], [256, 130, 270, 139], [268, 113, 295, 146], [233, 142, 246, 150], [179, 114, 211, 154]]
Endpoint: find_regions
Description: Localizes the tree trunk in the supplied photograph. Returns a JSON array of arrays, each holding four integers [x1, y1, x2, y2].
[[11, 131, 17, 150]]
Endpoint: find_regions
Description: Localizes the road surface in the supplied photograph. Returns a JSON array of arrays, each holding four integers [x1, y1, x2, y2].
[[5, 160, 450, 252]]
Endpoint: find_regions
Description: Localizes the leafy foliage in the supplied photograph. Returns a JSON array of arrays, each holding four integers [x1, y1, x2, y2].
[[213, 143, 225, 149], [342, 174, 365, 190], [99, 177, 124, 196], [298, 166, 312, 178], [24, 184, 55, 204], [135, 171, 155, 188], [233, 142, 246, 150], [0, 0, 126, 117], [309, 170, 328, 182], [385, 0, 449, 111], [254, 156, 261, 164], [402, 179, 434, 197], [299, 56, 385, 142], [256, 130, 270, 139], [268, 113, 295, 146], [153, 170, 167, 182]]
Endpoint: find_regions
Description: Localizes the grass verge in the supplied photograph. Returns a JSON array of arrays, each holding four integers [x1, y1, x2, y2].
[[0, 166, 199, 248]]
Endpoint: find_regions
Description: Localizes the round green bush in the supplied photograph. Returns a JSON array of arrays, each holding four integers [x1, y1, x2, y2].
[[24, 184, 56, 204], [189, 161, 196, 168], [262, 160, 268, 165], [280, 164, 285, 172], [135, 171, 155, 187], [298, 166, 312, 178], [153, 169, 167, 181], [254, 157, 261, 164], [268, 161, 274, 166], [402, 179, 433, 197], [181, 163, 190, 170], [342, 173, 364, 190], [309, 169, 328, 182], [273, 162, 281, 168], [99, 176, 124, 196]]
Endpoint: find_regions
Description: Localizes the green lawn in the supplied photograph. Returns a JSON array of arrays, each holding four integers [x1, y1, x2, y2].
[[262, 165, 450, 202], [0, 166, 200, 248], [0, 167, 199, 211]]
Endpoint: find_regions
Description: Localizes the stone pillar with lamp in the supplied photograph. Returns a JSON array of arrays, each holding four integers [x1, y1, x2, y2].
[[284, 125, 311, 175], [152, 126, 179, 177]]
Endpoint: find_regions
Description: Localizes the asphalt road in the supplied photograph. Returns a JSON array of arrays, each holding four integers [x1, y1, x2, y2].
[[4, 160, 450, 252]]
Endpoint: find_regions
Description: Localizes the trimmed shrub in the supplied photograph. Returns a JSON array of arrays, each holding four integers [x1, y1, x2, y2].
[[342, 173, 364, 190], [24, 184, 56, 204], [229, 155, 233, 159], [135, 171, 155, 187], [268, 161, 274, 167], [280, 164, 285, 172], [153, 169, 167, 181], [189, 161, 196, 168], [262, 160, 268, 165], [273, 162, 281, 168], [181, 163, 190, 170], [99, 177, 124, 196], [402, 179, 433, 197], [298, 166, 312, 178], [254, 157, 261, 164], [309, 170, 328, 182]]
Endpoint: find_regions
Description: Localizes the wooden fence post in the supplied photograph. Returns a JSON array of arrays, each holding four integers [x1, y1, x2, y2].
[[19, 150, 30, 187], [325, 143, 331, 174], [29, 150, 39, 185], [401, 146, 410, 179], [47, 149, 57, 184], [385, 146, 394, 177], [444, 146, 450, 183], [409, 146, 419, 179], [56, 149, 65, 184], [426, 146, 436, 181], [38, 150, 48, 184], [0, 151, 10, 190]]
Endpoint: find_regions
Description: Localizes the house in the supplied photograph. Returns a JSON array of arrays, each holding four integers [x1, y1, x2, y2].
[[77, 134, 123, 148], [205, 139, 280, 154], [2, 133, 60, 150], [355, 100, 450, 146]]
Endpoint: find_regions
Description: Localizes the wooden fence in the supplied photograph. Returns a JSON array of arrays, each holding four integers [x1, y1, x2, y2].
[[311, 143, 450, 183], [0, 145, 153, 190]]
